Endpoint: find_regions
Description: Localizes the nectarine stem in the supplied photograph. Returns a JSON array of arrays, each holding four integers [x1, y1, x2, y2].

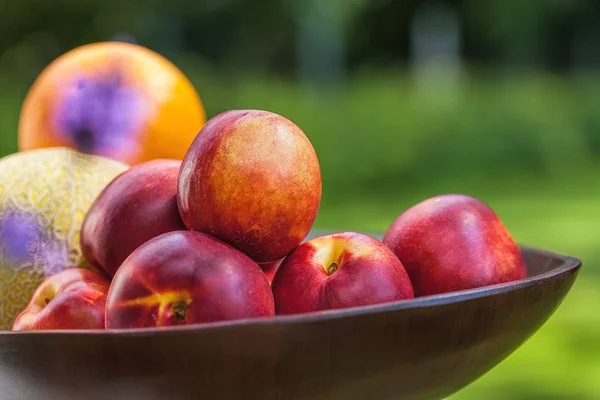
[[44, 298, 51, 306], [327, 262, 338, 275], [172, 301, 188, 323]]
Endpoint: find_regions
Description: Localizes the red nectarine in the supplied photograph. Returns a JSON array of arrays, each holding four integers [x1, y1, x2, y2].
[[271, 232, 414, 314], [105, 231, 275, 329], [383, 194, 527, 296], [81, 159, 186, 277], [12, 268, 110, 331]]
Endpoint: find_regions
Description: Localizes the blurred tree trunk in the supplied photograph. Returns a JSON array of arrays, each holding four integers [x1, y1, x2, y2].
[[289, 0, 368, 88]]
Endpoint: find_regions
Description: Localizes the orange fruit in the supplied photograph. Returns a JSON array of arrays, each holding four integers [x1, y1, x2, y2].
[[18, 41, 206, 164]]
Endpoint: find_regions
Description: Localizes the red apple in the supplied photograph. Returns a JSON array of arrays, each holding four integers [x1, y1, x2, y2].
[[258, 259, 283, 285], [177, 110, 322, 263], [12, 268, 110, 331], [271, 232, 414, 315], [105, 230, 275, 329], [383, 194, 527, 296], [81, 159, 186, 277]]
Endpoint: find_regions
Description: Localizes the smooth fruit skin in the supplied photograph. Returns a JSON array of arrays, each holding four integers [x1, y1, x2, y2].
[[12, 268, 110, 331], [81, 159, 186, 277], [18, 41, 206, 165], [271, 232, 414, 315], [177, 109, 322, 263], [258, 259, 283, 285], [383, 194, 527, 297], [105, 231, 275, 329], [0, 147, 128, 330]]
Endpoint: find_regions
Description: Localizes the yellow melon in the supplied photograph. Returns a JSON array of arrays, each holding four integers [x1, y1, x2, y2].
[[0, 147, 128, 329]]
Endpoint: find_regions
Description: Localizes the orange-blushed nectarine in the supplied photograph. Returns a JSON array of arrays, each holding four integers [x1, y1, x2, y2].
[[177, 109, 322, 263]]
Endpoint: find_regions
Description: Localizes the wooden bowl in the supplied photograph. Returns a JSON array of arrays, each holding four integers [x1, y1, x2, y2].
[[0, 231, 581, 400]]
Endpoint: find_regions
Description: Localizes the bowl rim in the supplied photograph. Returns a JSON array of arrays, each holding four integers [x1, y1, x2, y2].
[[0, 245, 581, 337]]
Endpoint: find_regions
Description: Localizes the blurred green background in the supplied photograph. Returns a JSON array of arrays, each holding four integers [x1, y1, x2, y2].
[[1, 0, 599, 398]]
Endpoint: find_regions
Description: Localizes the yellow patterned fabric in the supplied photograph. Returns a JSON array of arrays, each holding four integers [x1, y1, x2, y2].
[[0, 147, 128, 329]]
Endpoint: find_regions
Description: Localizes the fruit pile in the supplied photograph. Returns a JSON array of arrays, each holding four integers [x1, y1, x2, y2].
[[0, 42, 527, 332]]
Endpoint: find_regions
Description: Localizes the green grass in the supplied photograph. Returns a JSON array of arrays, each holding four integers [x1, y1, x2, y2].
[[455, 280, 600, 400], [315, 167, 600, 260]]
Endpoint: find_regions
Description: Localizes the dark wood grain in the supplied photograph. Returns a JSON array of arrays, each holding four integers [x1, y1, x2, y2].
[[0, 231, 581, 400]]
